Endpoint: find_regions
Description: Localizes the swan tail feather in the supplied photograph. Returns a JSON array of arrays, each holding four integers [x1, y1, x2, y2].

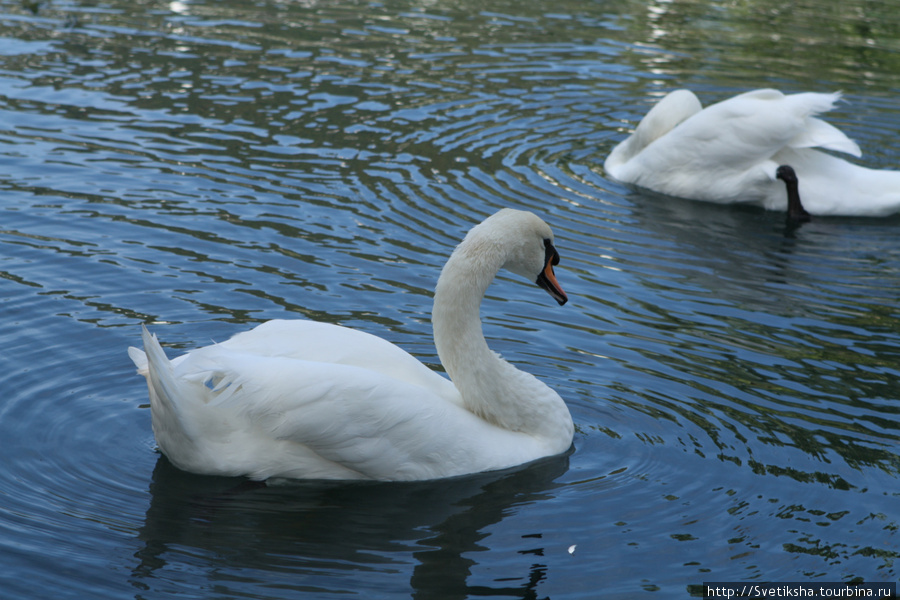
[[139, 326, 176, 406], [128, 345, 148, 375], [135, 325, 204, 444]]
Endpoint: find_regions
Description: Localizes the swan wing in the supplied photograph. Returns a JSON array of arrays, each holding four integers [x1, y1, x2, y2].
[[786, 113, 861, 157], [668, 90, 856, 166], [131, 323, 534, 480], [162, 346, 528, 481], [605, 89, 702, 176], [197, 319, 461, 406]]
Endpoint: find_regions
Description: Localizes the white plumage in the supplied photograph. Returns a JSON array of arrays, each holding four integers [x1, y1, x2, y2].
[[605, 88, 900, 217], [129, 209, 574, 482]]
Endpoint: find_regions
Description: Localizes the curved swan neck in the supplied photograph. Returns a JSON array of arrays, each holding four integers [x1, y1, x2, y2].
[[431, 235, 569, 440], [432, 240, 500, 385]]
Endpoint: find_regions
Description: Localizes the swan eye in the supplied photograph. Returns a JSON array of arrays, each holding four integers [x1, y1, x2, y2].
[[543, 238, 559, 265]]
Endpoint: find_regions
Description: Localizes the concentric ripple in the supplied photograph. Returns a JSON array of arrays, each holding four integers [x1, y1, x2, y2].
[[0, 0, 898, 596]]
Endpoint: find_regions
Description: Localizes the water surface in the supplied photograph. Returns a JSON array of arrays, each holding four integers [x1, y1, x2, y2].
[[0, 0, 898, 598]]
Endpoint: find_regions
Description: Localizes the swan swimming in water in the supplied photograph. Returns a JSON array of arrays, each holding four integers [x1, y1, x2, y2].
[[605, 88, 900, 217], [129, 209, 575, 482]]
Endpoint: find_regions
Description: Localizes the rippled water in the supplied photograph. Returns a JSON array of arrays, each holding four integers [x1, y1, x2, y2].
[[1, 0, 899, 597]]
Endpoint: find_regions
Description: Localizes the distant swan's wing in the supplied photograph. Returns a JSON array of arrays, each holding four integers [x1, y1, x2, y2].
[[671, 90, 859, 166], [605, 89, 703, 177], [784, 106, 861, 157]]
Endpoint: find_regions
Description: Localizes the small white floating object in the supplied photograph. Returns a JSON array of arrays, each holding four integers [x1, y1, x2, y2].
[[568, 544, 577, 555]]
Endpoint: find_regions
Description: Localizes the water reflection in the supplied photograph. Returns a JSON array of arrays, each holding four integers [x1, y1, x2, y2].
[[1, 0, 899, 595], [133, 453, 571, 598], [562, 185, 900, 482]]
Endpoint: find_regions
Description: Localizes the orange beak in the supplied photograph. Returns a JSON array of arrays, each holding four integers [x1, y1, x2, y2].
[[536, 241, 567, 305]]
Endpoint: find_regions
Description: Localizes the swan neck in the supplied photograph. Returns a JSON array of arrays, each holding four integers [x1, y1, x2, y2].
[[783, 174, 810, 223], [431, 242, 570, 442], [432, 244, 499, 384]]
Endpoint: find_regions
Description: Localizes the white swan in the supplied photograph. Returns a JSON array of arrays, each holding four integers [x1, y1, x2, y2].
[[605, 88, 900, 217], [128, 209, 574, 482]]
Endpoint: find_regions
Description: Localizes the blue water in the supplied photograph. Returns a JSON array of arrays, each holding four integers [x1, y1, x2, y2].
[[0, 0, 898, 597]]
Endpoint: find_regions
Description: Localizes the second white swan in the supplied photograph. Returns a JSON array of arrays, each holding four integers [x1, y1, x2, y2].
[[605, 88, 900, 217], [129, 208, 574, 482]]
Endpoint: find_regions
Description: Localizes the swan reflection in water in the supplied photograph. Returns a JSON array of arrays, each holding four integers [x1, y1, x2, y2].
[[131, 450, 572, 599]]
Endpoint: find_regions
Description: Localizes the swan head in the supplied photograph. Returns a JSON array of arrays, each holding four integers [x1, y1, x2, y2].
[[775, 164, 797, 185], [776, 164, 811, 224], [458, 209, 568, 306]]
